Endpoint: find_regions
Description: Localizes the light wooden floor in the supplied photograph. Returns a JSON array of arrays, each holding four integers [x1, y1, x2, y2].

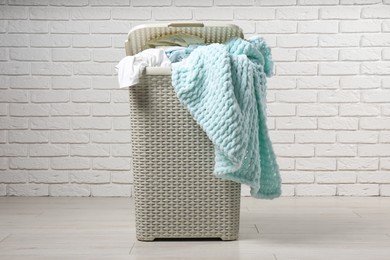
[[0, 197, 390, 260]]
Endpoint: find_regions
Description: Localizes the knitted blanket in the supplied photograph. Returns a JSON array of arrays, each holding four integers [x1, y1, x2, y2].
[[171, 36, 281, 199]]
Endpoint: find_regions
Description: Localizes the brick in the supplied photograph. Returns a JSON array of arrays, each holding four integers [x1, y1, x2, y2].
[[256, 0, 296, 5], [92, 104, 130, 116], [52, 77, 91, 90], [50, 0, 89, 6], [9, 104, 50, 117], [276, 90, 317, 103], [177, 0, 213, 6], [193, 8, 233, 20], [316, 144, 357, 157], [31, 90, 69, 103], [339, 104, 379, 116], [276, 63, 317, 76], [297, 104, 338, 116], [299, 21, 338, 34], [320, 6, 360, 19], [277, 158, 295, 170], [272, 48, 296, 62], [267, 104, 296, 116], [113, 118, 131, 130], [8, 184, 49, 196], [93, 158, 130, 170], [72, 117, 111, 130], [8, 20, 48, 33], [10, 48, 50, 61], [0, 131, 5, 143], [359, 144, 390, 156], [276, 7, 317, 20], [10, 76, 51, 89], [92, 131, 132, 143], [10, 158, 49, 170], [0, 171, 27, 183], [383, 105, 390, 116], [0, 118, 28, 130], [297, 48, 337, 61], [383, 21, 390, 33], [319, 118, 358, 130], [360, 118, 390, 130], [0, 7, 27, 19], [281, 184, 294, 197], [319, 63, 359, 75], [316, 172, 356, 184], [91, 184, 131, 197], [50, 184, 90, 197], [379, 132, 390, 143], [281, 172, 314, 184], [0, 144, 28, 157], [8, 0, 49, 5], [381, 185, 390, 196], [0, 104, 6, 115], [71, 8, 111, 20], [0, 158, 6, 170], [340, 20, 381, 33], [296, 158, 336, 171], [29, 7, 69, 20], [358, 172, 390, 183], [361, 62, 390, 75], [31, 63, 72, 76], [337, 131, 378, 143], [91, 22, 131, 34], [384, 48, 390, 60], [51, 104, 90, 116], [51, 157, 90, 170], [300, 0, 338, 4], [9, 130, 49, 143], [0, 62, 29, 75], [274, 144, 314, 157], [276, 117, 317, 130], [69, 171, 110, 184], [132, 0, 170, 6], [112, 7, 151, 20], [0, 48, 7, 60], [361, 34, 390, 47], [74, 63, 112, 76], [70, 144, 110, 157], [341, 0, 381, 4], [29, 171, 68, 184], [340, 48, 381, 61], [361, 6, 390, 18], [296, 184, 336, 196], [267, 77, 296, 90], [93, 49, 123, 62], [50, 131, 89, 144], [30, 144, 68, 157], [72, 35, 111, 48], [277, 35, 317, 48], [111, 144, 132, 157], [0, 91, 28, 103], [319, 35, 360, 47], [234, 7, 275, 20], [111, 171, 133, 183], [111, 90, 130, 103], [71, 90, 110, 103], [30, 118, 70, 130], [92, 77, 118, 90], [91, 0, 130, 5], [256, 21, 297, 33], [295, 130, 336, 144], [384, 78, 390, 89], [340, 76, 381, 89], [50, 21, 90, 34], [297, 76, 338, 89], [338, 158, 378, 171], [338, 184, 379, 196], [381, 158, 390, 169], [318, 90, 360, 103]]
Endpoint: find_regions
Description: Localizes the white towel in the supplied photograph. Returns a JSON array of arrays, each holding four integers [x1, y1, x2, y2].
[[116, 48, 171, 88]]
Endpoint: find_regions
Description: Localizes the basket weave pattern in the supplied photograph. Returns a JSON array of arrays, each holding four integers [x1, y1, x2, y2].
[[129, 75, 241, 241]]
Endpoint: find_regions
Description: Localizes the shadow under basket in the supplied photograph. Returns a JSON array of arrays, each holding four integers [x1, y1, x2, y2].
[[129, 72, 241, 241]]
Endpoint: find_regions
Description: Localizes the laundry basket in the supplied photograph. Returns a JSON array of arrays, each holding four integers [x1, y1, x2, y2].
[[126, 23, 243, 241]]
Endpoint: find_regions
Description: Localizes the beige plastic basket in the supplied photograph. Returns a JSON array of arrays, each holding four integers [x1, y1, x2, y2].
[[126, 23, 243, 241]]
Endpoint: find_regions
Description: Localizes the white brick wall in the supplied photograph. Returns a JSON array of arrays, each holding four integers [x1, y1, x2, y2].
[[0, 0, 389, 197]]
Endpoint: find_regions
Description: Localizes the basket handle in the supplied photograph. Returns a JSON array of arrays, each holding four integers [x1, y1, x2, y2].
[[168, 22, 204, 27]]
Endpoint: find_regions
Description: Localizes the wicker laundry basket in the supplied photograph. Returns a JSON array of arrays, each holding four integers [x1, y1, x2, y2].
[[126, 23, 243, 241]]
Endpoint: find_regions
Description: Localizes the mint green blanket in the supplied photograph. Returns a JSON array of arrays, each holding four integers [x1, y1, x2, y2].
[[172, 36, 281, 199]]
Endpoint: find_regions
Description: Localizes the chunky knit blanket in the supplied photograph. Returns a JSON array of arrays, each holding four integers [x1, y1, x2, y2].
[[171, 36, 281, 199]]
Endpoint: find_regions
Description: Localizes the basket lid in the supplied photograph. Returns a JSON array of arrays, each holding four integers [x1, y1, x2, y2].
[[125, 22, 244, 56]]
